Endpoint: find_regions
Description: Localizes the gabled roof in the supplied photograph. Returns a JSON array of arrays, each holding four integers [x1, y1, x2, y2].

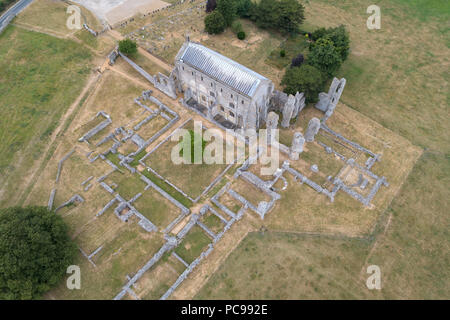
[[176, 41, 268, 98]]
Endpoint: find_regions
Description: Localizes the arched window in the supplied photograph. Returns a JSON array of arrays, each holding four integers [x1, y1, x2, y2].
[[229, 102, 235, 108], [229, 111, 235, 117]]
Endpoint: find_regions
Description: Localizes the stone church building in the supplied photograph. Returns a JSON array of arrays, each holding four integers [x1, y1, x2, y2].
[[173, 41, 278, 130]]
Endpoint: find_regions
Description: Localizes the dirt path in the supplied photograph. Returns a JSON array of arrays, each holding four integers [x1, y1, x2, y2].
[[19, 72, 102, 205], [12, 21, 72, 39], [13, 22, 106, 56], [109, 66, 151, 89]]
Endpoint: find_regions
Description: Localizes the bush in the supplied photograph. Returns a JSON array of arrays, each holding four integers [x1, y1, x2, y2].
[[291, 53, 304, 67], [118, 39, 137, 57], [204, 10, 226, 34], [281, 64, 325, 103], [280, 49, 286, 57], [237, 31, 246, 40], [307, 38, 342, 77], [0, 206, 76, 299]]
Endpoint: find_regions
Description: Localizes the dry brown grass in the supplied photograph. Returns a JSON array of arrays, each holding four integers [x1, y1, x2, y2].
[[264, 104, 422, 237]]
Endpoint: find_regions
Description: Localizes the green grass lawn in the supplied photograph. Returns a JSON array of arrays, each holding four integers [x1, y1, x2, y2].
[[109, 171, 147, 200], [202, 213, 225, 234], [174, 225, 212, 264], [0, 26, 92, 207], [133, 189, 180, 229], [266, 34, 310, 69]]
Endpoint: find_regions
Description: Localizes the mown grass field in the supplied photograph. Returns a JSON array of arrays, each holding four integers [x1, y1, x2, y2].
[[196, 0, 450, 299], [0, 25, 92, 207]]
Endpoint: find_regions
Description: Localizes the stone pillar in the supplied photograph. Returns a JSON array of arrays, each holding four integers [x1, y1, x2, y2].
[[266, 111, 279, 144], [289, 132, 305, 160], [315, 77, 346, 121], [305, 117, 321, 142], [293, 92, 306, 117], [281, 95, 296, 128]]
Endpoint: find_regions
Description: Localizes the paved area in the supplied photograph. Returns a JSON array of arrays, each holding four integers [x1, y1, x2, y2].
[[0, 0, 33, 33], [72, 0, 170, 25]]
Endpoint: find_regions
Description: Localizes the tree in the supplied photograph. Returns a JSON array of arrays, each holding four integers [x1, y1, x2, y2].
[[0, 206, 76, 299], [217, 0, 238, 27], [291, 53, 304, 68], [236, 0, 252, 18], [310, 25, 350, 61], [324, 25, 350, 61], [249, 0, 304, 34], [206, 0, 217, 13], [204, 10, 226, 34], [281, 64, 325, 102], [307, 38, 342, 76], [118, 39, 137, 57], [251, 0, 278, 30], [237, 31, 246, 40], [311, 27, 328, 41], [276, 0, 305, 34]]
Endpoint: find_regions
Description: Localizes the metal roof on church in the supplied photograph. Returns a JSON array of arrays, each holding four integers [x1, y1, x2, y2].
[[177, 42, 268, 97]]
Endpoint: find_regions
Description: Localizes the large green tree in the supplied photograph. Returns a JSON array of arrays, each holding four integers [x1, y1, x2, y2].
[[0, 206, 76, 299], [251, 0, 278, 30], [204, 10, 227, 34], [311, 25, 350, 61], [251, 0, 304, 34], [236, 0, 253, 18], [307, 38, 342, 77], [324, 25, 350, 61], [217, 0, 238, 27], [277, 0, 305, 34], [281, 64, 325, 103], [118, 39, 137, 57]]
